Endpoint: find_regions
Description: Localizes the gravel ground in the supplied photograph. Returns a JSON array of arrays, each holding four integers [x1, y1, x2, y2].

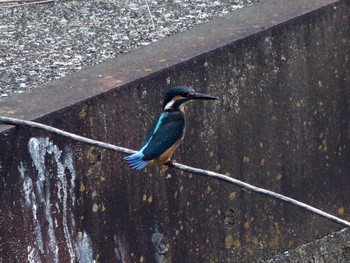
[[0, 0, 257, 100]]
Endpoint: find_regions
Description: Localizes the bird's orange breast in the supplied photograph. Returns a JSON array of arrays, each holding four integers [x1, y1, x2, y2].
[[154, 130, 185, 164]]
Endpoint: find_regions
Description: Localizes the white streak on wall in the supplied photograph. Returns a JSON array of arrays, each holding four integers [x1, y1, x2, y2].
[[151, 227, 168, 263], [50, 145, 76, 262], [20, 137, 78, 263], [64, 152, 76, 208], [27, 245, 42, 263], [61, 151, 76, 262], [76, 231, 95, 263], [114, 235, 126, 262], [19, 163, 31, 207], [19, 163, 44, 254], [28, 138, 59, 263]]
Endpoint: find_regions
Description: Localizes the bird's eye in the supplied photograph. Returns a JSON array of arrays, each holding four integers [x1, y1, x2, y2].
[[181, 93, 187, 97]]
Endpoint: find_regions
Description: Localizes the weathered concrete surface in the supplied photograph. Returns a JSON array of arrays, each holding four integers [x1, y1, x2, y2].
[[262, 228, 350, 263], [0, 0, 349, 262]]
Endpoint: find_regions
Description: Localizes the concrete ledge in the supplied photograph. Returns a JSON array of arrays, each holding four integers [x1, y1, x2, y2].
[[0, 0, 349, 262], [262, 228, 350, 263], [0, 0, 341, 128]]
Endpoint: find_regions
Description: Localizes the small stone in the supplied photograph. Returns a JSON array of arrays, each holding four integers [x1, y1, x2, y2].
[[79, 8, 89, 15]]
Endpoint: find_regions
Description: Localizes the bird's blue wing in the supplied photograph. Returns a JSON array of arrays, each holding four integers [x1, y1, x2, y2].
[[141, 112, 185, 160]]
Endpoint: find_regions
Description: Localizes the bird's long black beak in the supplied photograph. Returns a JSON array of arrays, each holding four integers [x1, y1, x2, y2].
[[191, 92, 218, 100]]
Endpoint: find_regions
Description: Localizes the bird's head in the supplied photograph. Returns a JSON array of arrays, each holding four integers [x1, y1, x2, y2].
[[162, 86, 218, 111]]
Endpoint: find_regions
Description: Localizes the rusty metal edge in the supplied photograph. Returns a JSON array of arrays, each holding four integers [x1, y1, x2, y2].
[[0, 0, 340, 134]]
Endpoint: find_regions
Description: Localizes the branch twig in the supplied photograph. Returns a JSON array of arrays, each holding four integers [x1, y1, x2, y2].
[[0, 0, 45, 3], [0, 116, 135, 155], [0, 0, 54, 8], [144, 0, 155, 29], [0, 115, 349, 228]]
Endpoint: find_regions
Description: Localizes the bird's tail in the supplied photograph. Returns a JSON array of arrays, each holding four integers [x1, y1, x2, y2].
[[124, 152, 150, 170]]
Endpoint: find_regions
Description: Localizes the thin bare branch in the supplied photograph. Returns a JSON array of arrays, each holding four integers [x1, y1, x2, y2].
[[0, 115, 349, 228], [173, 162, 350, 228], [144, 0, 155, 29], [1, 0, 54, 8], [0, 116, 135, 155], [0, 0, 44, 3]]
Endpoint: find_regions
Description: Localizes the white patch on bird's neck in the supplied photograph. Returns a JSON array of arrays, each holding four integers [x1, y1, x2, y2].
[[164, 99, 175, 110]]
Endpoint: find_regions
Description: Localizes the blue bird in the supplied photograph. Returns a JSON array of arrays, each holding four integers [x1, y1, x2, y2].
[[124, 86, 218, 170]]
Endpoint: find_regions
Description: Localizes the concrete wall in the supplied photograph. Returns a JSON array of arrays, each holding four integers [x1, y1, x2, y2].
[[262, 228, 350, 263], [0, 0, 349, 262]]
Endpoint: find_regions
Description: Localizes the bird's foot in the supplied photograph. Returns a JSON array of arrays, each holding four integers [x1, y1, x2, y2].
[[164, 160, 175, 167]]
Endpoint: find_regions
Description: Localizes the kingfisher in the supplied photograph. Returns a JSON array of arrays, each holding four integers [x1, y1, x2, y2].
[[124, 86, 218, 170]]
